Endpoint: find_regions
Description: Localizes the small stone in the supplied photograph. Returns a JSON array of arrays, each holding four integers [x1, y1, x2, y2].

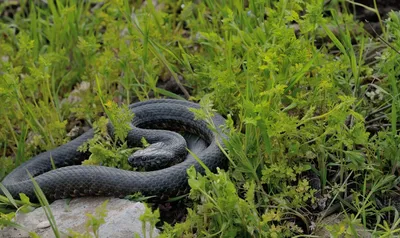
[[36, 220, 50, 229], [314, 213, 372, 237]]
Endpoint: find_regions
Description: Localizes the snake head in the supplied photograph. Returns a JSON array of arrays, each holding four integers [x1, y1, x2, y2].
[[128, 142, 185, 171]]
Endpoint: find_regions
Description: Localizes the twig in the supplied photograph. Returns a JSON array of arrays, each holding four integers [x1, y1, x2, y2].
[[366, 20, 400, 55], [365, 103, 392, 120]]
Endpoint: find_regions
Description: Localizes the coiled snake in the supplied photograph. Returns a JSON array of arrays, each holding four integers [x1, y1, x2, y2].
[[0, 99, 227, 202]]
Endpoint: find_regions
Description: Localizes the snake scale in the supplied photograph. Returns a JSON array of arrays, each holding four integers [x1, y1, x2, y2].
[[0, 99, 227, 202]]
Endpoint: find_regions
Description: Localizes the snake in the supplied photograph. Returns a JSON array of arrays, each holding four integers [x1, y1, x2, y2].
[[0, 99, 227, 202]]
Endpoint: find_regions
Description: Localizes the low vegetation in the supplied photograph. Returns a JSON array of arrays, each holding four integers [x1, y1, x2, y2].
[[1, 0, 400, 237]]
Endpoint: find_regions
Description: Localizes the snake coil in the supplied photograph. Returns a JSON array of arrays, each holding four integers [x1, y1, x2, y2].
[[0, 99, 227, 201]]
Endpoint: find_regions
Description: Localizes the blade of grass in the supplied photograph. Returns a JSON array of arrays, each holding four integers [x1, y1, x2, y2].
[[29, 173, 61, 238], [0, 183, 18, 209]]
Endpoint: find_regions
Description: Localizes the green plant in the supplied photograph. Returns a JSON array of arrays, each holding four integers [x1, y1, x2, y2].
[[67, 200, 109, 238], [139, 204, 160, 238]]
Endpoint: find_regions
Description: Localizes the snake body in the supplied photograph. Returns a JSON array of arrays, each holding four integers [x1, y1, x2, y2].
[[0, 99, 227, 202]]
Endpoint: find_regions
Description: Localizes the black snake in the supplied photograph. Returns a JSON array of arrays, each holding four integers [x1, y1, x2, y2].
[[0, 99, 227, 202]]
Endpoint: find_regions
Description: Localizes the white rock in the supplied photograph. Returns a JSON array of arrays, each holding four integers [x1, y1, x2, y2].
[[0, 197, 159, 238]]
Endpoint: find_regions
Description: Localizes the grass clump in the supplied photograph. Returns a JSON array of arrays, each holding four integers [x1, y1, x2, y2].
[[1, 0, 400, 237]]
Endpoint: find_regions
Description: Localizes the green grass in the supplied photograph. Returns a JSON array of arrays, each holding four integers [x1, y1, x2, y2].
[[1, 0, 400, 237]]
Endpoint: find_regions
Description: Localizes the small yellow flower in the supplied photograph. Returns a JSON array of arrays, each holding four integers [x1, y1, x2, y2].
[[105, 100, 113, 108]]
